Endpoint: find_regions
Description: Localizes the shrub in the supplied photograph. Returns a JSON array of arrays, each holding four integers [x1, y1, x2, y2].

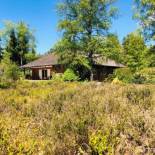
[[137, 67, 155, 84], [89, 130, 119, 155], [51, 73, 64, 82], [114, 68, 133, 83], [0, 82, 10, 89], [125, 86, 153, 109], [0, 82, 155, 154], [0, 52, 22, 82], [63, 68, 79, 81], [114, 67, 155, 84]]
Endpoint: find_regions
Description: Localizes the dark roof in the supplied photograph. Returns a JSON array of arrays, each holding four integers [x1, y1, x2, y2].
[[22, 53, 125, 68], [93, 54, 125, 68]]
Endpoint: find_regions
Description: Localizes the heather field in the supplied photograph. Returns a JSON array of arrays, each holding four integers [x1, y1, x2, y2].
[[0, 81, 155, 155]]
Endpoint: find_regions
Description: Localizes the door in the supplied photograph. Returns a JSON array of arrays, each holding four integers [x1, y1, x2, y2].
[[42, 70, 48, 80]]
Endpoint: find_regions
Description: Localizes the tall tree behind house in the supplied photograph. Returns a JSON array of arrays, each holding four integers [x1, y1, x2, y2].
[[17, 22, 30, 66], [6, 29, 19, 64], [56, 0, 118, 80], [0, 38, 3, 60], [122, 32, 147, 71]]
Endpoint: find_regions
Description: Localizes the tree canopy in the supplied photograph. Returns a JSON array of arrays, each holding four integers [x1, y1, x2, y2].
[[0, 21, 37, 65], [134, 0, 155, 41], [56, 0, 118, 80], [122, 32, 148, 71]]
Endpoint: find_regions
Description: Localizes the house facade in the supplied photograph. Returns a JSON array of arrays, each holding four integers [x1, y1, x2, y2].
[[21, 53, 125, 81]]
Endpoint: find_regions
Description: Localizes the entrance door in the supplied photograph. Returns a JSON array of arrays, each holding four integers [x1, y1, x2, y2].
[[42, 70, 48, 80]]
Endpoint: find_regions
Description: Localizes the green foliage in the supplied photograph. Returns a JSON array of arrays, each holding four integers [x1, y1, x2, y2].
[[25, 51, 38, 63], [134, 0, 155, 40], [5, 29, 19, 64], [122, 32, 148, 71], [0, 38, 3, 61], [63, 68, 79, 81], [17, 22, 36, 65], [114, 67, 155, 84], [147, 46, 155, 67], [100, 34, 123, 62], [56, 0, 118, 79], [0, 21, 37, 66], [51, 73, 64, 82], [114, 68, 134, 83], [134, 67, 155, 84], [0, 82, 10, 89], [0, 52, 22, 83], [89, 130, 119, 155]]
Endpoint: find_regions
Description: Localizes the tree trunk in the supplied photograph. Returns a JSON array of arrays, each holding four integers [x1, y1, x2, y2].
[[90, 69, 94, 81], [20, 56, 23, 66]]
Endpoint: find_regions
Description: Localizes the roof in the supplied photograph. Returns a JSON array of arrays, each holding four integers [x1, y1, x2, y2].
[[21, 53, 125, 68], [93, 54, 125, 68], [21, 53, 59, 68]]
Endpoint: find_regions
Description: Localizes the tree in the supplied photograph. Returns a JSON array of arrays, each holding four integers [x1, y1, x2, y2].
[[0, 38, 3, 60], [122, 32, 147, 71], [0, 21, 37, 66], [147, 46, 155, 67], [17, 22, 36, 65], [5, 29, 19, 64], [56, 0, 118, 80], [98, 34, 122, 62], [134, 0, 155, 40]]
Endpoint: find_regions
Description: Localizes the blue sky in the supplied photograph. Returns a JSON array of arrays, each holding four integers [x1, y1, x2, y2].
[[0, 0, 138, 54]]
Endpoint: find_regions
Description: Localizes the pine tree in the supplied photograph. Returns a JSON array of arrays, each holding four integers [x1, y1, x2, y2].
[[0, 38, 3, 60], [1, 21, 37, 66], [6, 29, 20, 64]]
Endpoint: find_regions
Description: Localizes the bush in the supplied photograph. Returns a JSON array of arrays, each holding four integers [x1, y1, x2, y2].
[[0, 52, 22, 82], [89, 129, 119, 155], [63, 68, 79, 81], [137, 67, 155, 84], [51, 73, 64, 82], [132, 73, 146, 84], [0, 82, 10, 89], [114, 68, 133, 83], [114, 67, 155, 84]]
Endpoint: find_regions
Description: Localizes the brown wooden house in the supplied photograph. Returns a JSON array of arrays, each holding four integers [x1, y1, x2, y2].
[[21, 53, 125, 81]]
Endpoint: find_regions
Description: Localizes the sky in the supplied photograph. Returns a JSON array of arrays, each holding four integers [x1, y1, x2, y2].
[[0, 0, 138, 54]]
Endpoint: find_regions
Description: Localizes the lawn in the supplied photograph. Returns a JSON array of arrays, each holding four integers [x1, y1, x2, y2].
[[0, 81, 155, 154]]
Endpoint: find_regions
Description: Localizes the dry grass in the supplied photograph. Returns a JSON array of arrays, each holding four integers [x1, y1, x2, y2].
[[0, 81, 155, 155]]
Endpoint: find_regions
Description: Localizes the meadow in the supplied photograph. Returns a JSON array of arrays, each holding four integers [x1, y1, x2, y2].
[[0, 81, 155, 155]]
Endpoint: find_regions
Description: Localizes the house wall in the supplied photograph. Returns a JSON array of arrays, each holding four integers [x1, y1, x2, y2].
[[30, 65, 65, 80], [93, 65, 117, 81], [30, 65, 117, 81]]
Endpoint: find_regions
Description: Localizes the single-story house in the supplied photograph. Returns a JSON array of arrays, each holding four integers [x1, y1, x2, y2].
[[21, 53, 125, 81]]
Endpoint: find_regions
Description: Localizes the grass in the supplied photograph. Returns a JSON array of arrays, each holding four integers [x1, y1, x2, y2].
[[0, 80, 155, 155]]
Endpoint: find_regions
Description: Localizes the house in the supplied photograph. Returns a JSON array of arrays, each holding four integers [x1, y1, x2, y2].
[[21, 53, 125, 81]]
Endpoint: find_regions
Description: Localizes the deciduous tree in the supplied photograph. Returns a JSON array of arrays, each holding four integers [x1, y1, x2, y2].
[[122, 32, 147, 71], [134, 0, 155, 40], [56, 0, 118, 80]]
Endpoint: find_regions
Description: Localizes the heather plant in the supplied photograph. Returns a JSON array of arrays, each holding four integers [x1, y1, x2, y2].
[[0, 81, 155, 154]]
